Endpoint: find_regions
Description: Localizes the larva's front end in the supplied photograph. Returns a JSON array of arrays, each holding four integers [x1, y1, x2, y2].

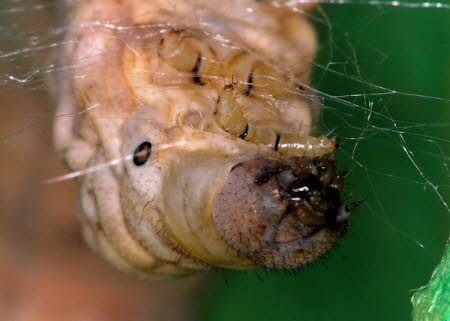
[[53, 0, 358, 278]]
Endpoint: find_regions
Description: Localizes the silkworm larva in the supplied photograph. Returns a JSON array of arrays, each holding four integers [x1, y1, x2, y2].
[[52, 0, 358, 279]]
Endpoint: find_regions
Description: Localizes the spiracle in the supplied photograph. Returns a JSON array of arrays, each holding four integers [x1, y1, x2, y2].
[[52, 0, 359, 279]]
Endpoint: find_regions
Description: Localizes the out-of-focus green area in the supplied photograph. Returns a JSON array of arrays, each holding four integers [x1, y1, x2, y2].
[[201, 4, 450, 321]]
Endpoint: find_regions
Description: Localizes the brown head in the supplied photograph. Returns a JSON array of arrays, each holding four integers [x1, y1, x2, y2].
[[214, 157, 358, 269]]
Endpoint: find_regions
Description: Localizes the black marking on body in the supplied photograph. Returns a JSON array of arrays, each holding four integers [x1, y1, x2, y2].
[[274, 135, 281, 151], [133, 142, 152, 166], [243, 72, 253, 96], [239, 124, 249, 140], [192, 55, 206, 86]]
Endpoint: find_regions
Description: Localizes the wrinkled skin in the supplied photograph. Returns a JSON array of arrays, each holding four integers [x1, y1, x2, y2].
[[52, 0, 356, 279]]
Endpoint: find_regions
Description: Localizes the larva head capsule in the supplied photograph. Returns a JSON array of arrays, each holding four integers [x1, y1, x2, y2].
[[54, 0, 359, 278], [213, 157, 358, 269]]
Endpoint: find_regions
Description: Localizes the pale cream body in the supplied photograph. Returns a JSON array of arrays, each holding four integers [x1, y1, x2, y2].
[[53, 0, 333, 278]]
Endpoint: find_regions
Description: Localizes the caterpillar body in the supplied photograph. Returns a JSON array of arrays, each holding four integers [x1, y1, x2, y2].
[[52, 0, 358, 279]]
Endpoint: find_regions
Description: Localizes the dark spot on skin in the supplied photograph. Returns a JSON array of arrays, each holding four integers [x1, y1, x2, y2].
[[243, 72, 253, 96], [133, 142, 152, 166], [192, 55, 206, 86], [274, 134, 280, 151], [239, 124, 249, 140]]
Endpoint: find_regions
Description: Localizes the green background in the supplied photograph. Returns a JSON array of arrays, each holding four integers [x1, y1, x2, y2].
[[200, 3, 450, 321]]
